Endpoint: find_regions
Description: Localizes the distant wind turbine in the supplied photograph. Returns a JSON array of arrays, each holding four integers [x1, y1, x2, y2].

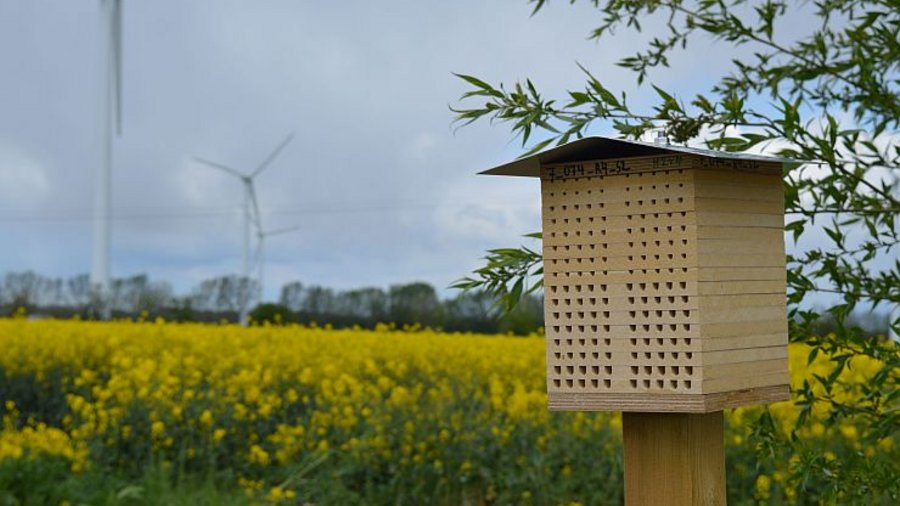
[[193, 132, 295, 325], [92, 0, 123, 319], [254, 225, 301, 305]]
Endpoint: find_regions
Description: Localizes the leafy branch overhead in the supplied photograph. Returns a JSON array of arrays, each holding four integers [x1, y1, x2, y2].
[[452, 1, 898, 501]]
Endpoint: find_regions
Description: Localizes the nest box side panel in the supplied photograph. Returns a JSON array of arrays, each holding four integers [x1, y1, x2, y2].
[[693, 166, 790, 402]]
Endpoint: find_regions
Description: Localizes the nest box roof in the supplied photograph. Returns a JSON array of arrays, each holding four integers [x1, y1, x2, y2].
[[479, 136, 799, 177]]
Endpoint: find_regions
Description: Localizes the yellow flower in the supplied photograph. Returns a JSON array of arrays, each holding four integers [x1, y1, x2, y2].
[[839, 424, 858, 441], [151, 421, 165, 438], [248, 444, 271, 466], [199, 409, 214, 429], [755, 474, 772, 498]]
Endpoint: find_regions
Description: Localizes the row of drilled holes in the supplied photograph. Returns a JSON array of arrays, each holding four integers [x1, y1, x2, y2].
[[546, 224, 689, 239], [550, 324, 693, 333], [625, 197, 684, 207], [629, 295, 691, 304], [548, 252, 690, 264], [546, 197, 686, 213], [549, 312, 607, 321], [628, 225, 688, 234], [549, 269, 696, 278], [552, 351, 613, 361], [546, 273, 690, 295], [551, 297, 608, 306], [553, 378, 613, 389], [628, 281, 688, 291], [546, 210, 691, 221], [550, 295, 691, 306], [549, 284, 597, 293], [548, 239, 689, 252], [553, 311, 610, 318], [629, 350, 695, 360], [550, 337, 612, 347], [550, 295, 691, 310], [630, 379, 693, 390], [551, 364, 696, 377], [547, 220, 691, 233], [548, 310, 692, 322], [553, 364, 613, 376], [630, 338, 695, 349], [630, 324, 692, 332], [550, 378, 696, 390], [546, 182, 686, 198], [630, 309, 692, 318], [631, 365, 695, 376]]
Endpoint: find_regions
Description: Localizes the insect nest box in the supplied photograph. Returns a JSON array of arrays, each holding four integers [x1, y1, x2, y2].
[[482, 137, 794, 413]]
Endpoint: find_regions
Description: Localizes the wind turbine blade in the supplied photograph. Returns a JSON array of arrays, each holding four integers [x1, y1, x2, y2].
[[247, 181, 262, 232], [264, 225, 301, 237], [252, 132, 295, 177], [193, 156, 245, 178], [113, 0, 123, 136], [253, 235, 264, 265]]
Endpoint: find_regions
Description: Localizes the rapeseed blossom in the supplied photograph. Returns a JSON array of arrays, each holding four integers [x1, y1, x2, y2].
[[0, 319, 894, 504]]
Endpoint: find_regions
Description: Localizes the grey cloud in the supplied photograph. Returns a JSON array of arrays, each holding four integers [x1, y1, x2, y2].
[[0, 0, 770, 298]]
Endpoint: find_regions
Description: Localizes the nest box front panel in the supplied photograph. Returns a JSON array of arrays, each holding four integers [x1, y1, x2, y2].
[[540, 154, 790, 413]]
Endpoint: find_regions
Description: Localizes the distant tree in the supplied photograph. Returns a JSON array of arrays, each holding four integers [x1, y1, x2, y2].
[[335, 287, 389, 322], [250, 303, 291, 325], [279, 281, 305, 312], [2, 271, 44, 310], [190, 275, 258, 315], [300, 286, 336, 316], [65, 274, 93, 313], [388, 282, 443, 327], [443, 290, 500, 333], [108, 274, 173, 315], [36, 276, 65, 308], [134, 280, 173, 315]]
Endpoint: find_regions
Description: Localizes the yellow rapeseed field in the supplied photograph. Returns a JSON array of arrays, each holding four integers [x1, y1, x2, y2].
[[0, 319, 894, 504]]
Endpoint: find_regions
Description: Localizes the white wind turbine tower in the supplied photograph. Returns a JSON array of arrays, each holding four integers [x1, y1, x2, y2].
[[193, 132, 295, 325], [92, 0, 123, 319], [254, 224, 301, 305]]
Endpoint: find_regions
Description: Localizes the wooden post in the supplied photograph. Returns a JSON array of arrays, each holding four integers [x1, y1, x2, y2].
[[623, 411, 726, 506]]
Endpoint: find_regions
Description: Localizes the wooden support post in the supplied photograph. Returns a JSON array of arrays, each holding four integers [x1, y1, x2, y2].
[[623, 411, 726, 506]]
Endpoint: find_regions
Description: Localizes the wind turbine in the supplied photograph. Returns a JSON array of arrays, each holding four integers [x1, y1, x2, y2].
[[193, 132, 295, 325], [253, 224, 301, 305], [92, 0, 123, 319]]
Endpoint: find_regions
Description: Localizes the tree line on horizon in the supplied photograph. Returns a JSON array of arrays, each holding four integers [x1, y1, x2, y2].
[[0, 270, 544, 334]]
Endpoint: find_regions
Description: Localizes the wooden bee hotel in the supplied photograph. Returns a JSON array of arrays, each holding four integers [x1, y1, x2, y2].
[[481, 135, 795, 505]]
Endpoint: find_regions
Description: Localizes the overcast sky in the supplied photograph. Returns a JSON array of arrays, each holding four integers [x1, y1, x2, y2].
[[0, 0, 856, 302]]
